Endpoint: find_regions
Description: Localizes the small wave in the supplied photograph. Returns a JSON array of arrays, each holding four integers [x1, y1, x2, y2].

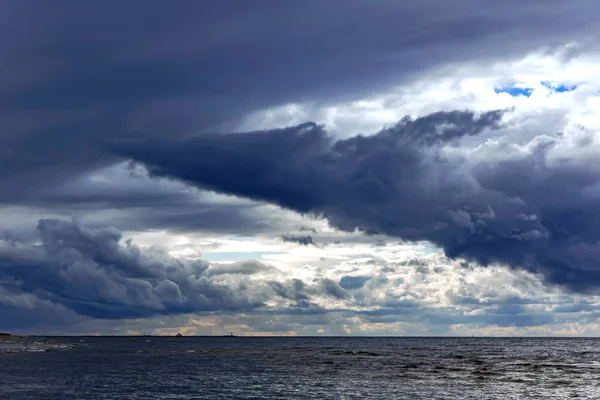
[[471, 369, 501, 376]]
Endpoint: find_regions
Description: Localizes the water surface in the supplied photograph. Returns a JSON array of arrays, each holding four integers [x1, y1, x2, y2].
[[2, 337, 600, 399]]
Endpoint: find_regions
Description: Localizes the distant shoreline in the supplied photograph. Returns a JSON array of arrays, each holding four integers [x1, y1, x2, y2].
[[0, 333, 28, 339]]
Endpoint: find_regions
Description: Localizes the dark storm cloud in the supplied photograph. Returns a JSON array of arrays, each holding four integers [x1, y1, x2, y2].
[[1, 0, 599, 206], [282, 235, 315, 246], [0, 219, 362, 328], [0, 288, 82, 330], [0, 161, 297, 239], [117, 110, 600, 291], [0, 219, 274, 320]]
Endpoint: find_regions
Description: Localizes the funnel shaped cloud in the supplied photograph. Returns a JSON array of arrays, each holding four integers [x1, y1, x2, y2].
[[117, 109, 600, 291]]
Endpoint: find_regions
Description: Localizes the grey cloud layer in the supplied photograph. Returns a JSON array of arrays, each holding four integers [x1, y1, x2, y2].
[[116, 110, 600, 291], [3, 219, 598, 334], [0, 219, 355, 329], [2, 0, 599, 205]]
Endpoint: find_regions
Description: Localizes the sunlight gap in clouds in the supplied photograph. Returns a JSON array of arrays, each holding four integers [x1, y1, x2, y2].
[[233, 46, 600, 137]]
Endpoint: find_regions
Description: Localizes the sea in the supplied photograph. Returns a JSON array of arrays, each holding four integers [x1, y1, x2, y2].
[[1, 336, 600, 399]]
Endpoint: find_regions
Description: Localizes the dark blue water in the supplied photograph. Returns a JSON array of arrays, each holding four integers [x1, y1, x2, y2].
[[2, 337, 600, 399]]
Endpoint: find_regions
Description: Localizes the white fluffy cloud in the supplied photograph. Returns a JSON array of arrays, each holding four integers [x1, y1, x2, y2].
[[234, 45, 600, 137], [4, 220, 595, 336]]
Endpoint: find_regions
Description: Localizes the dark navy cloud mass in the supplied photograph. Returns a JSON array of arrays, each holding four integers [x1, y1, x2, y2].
[[1, 219, 252, 319], [116, 109, 600, 292], [1, 0, 598, 201]]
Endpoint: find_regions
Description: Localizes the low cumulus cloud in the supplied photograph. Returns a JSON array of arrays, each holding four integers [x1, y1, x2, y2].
[[116, 109, 600, 292], [4, 218, 600, 334], [0, 219, 363, 329], [0, 219, 276, 321]]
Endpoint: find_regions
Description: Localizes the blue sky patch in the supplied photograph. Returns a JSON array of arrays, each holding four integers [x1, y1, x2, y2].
[[494, 86, 534, 97], [541, 81, 578, 93]]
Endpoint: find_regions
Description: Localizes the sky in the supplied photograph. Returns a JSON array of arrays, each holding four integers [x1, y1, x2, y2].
[[2, 1, 600, 336]]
